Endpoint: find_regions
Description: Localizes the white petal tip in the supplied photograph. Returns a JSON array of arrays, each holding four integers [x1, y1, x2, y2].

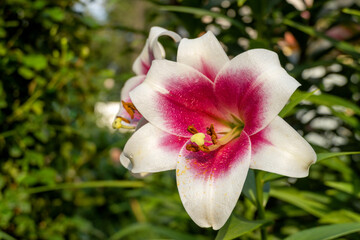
[[120, 152, 133, 170]]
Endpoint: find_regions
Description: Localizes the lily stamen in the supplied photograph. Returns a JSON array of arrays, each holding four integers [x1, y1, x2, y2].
[[186, 124, 242, 153], [122, 101, 137, 119], [206, 124, 218, 144], [187, 125, 199, 134]]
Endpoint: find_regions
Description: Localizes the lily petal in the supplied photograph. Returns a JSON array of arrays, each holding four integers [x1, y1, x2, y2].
[[149, 26, 182, 60], [133, 27, 181, 75], [130, 60, 230, 137], [176, 132, 251, 230], [215, 49, 300, 136], [250, 116, 316, 178], [177, 31, 229, 81], [120, 75, 146, 102], [120, 123, 188, 173]]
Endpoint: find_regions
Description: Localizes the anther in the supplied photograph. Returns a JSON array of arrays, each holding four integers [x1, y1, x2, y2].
[[206, 124, 218, 144], [186, 144, 199, 152], [198, 145, 210, 153], [122, 101, 137, 119], [187, 125, 199, 134]]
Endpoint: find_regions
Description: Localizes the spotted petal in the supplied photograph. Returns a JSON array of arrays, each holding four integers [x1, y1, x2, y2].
[[250, 116, 316, 177], [130, 60, 230, 137], [215, 49, 300, 136], [177, 31, 229, 81], [176, 132, 251, 230], [133, 27, 181, 75], [120, 123, 188, 173]]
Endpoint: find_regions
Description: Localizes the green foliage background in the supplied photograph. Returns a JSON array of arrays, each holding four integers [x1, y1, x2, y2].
[[0, 0, 359, 239]]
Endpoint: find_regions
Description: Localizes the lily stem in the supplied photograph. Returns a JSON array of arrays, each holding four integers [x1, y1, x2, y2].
[[255, 170, 267, 240]]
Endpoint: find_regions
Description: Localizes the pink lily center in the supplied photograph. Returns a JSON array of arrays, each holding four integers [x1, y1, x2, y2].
[[186, 121, 244, 153]]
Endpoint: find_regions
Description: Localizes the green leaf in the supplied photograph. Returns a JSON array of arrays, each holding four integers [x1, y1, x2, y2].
[[283, 19, 360, 57], [301, 91, 360, 116], [318, 158, 354, 181], [317, 151, 360, 162], [23, 54, 48, 71], [325, 181, 360, 197], [320, 210, 360, 224], [160, 6, 246, 34], [270, 188, 331, 217], [284, 222, 360, 240], [0, 230, 16, 240], [262, 172, 283, 182], [27, 180, 145, 194], [109, 223, 203, 240], [237, 0, 247, 7], [18, 66, 35, 79], [279, 89, 318, 118], [242, 170, 257, 204], [243, 170, 271, 205], [43, 7, 65, 22], [215, 215, 270, 240], [343, 8, 360, 17]]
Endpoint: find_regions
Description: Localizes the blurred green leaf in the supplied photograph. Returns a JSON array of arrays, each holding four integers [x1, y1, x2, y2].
[[284, 222, 360, 240], [23, 54, 48, 71], [262, 172, 283, 182], [270, 188, 330, 217], [317, 152, 360, 162], [243, 170, 270, 205], [215, 215, 270, 240], [243, 170, 257, 204], [18, 66, 35, 79], [318, 158, 354, 181], [109, 223, 203, 240], [0, 230, 16, 240], [43, 7, 65, 22], [342, 8, 360, 17], [320, 210, 360, 224], [9, 146, 22, 158], [237, 0, 247, 7], [279, 89, 318, 118], [283, 19, 360, 57], [304, 91, 360, 116], [27, 180, 145, 194], [325, 181, 360, 197]]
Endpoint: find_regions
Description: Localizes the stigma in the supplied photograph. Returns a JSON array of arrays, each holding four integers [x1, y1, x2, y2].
[[190, 133, 206, 146], [112, 116, 135, 130]]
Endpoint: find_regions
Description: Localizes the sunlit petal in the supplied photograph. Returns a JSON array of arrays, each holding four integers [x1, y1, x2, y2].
[[130, 60, 230, 137], [120, 123, 187, 173], [215, 49, 300, 135], [176, 132, 251, 230], [250, 116, 316, 177], [177, 31, 229, 81]]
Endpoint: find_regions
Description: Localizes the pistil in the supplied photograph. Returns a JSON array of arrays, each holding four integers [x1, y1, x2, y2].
[[112, 116, 135, 130]]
